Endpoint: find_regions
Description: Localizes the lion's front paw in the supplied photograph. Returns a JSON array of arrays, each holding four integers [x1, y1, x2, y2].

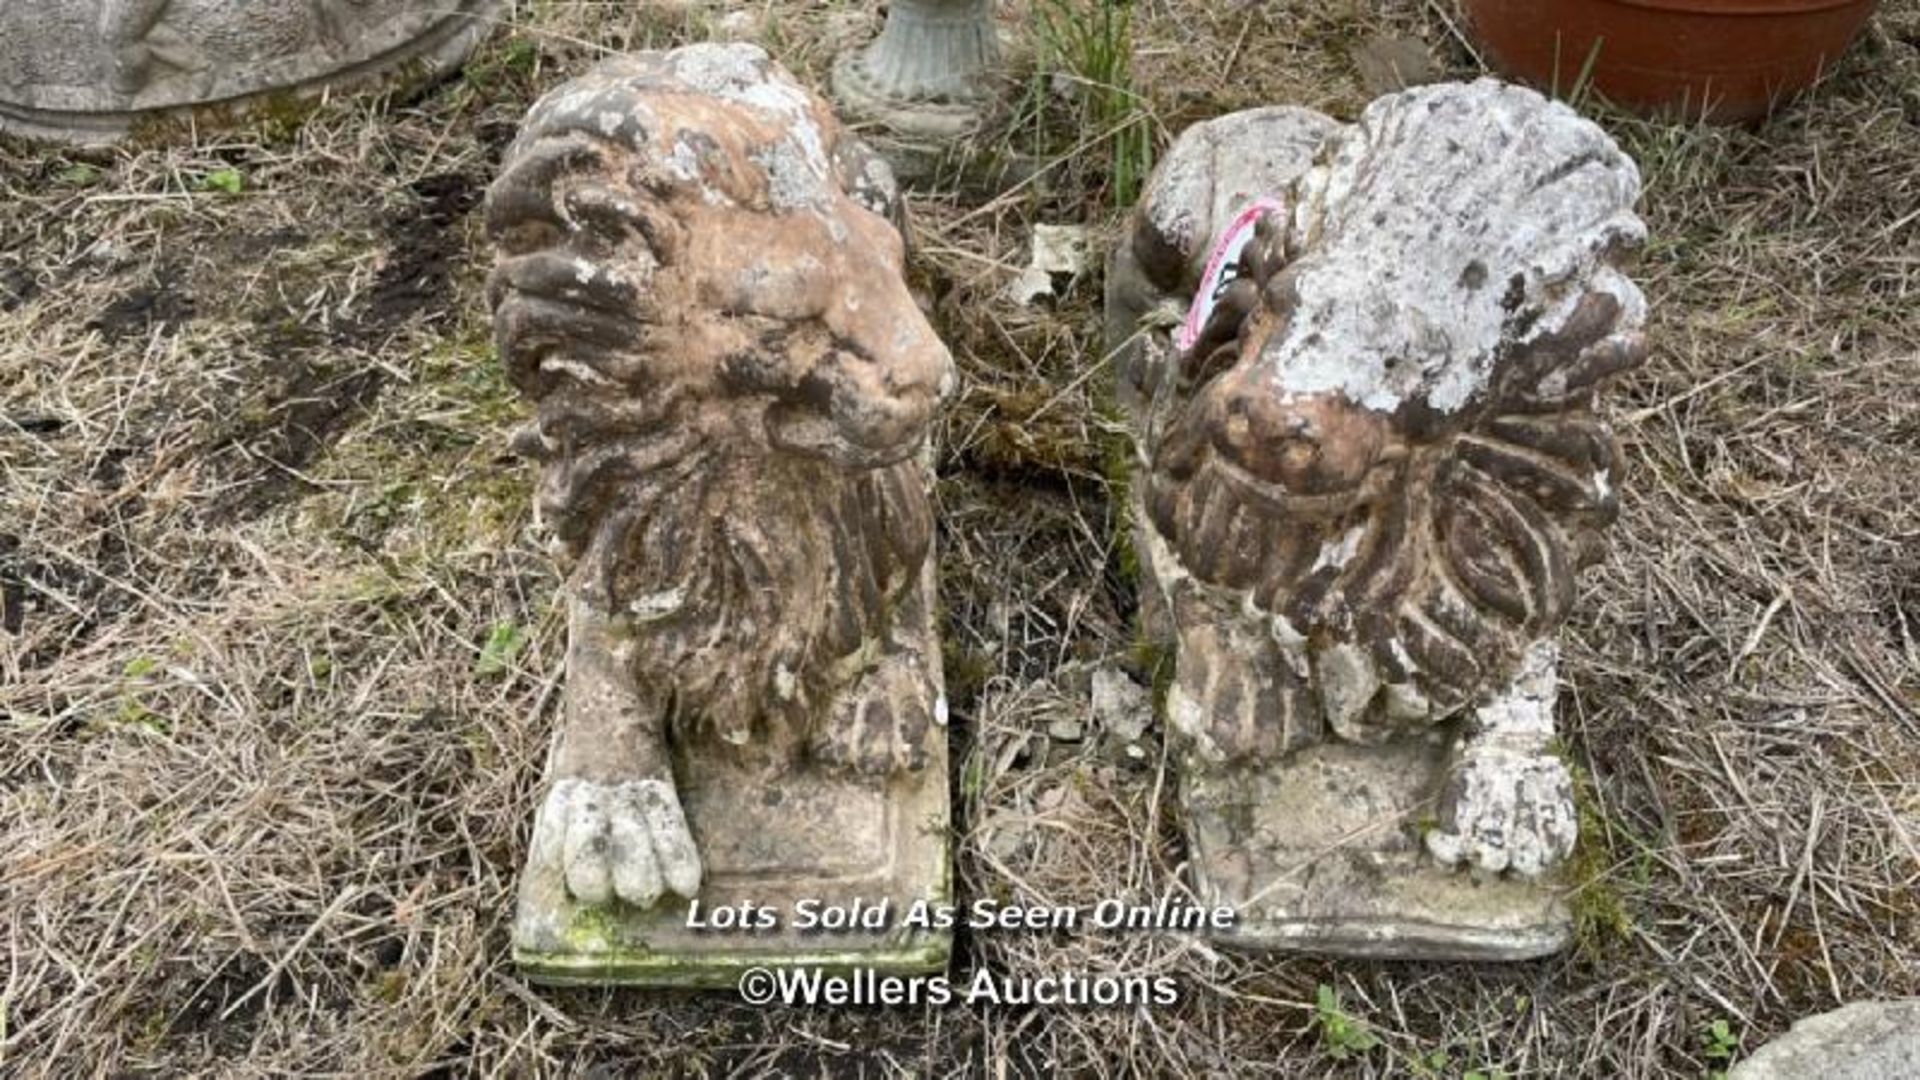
[[810, 655, 943, 776], [1425, 744, 1576, 878], [528, 777, 703, 908]]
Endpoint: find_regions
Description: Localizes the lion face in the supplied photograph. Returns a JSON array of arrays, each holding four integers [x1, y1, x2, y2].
[[487, 45, 952, 477], [672, 168, 952, 470]]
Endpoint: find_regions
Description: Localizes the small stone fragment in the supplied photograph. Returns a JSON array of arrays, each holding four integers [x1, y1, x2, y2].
[[1091, 666, 1152, 744], [1008, 224, 1093, 305], [1352, 34, 1443, 95], [715, 11, 760, 39], [982, 814, 1032, 863]]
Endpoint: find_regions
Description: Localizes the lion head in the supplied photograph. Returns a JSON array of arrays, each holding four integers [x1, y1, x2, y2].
[[487, 45, 952, 475], [1136, 81, 1647, 745], [485, 45, 953, 752]]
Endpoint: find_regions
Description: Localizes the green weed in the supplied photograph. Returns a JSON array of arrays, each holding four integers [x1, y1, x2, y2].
[[1566, 760, 1647, 957], [1028, 0, 1154, 208], [195, 167, 245, 195], [1702, 1017, 1740, 1077], [1314, 983, 1381, 1061], [475, 621, 529, 677]]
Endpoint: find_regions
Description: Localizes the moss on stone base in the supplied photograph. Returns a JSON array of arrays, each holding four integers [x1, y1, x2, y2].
[[513, 935, 952, 989]]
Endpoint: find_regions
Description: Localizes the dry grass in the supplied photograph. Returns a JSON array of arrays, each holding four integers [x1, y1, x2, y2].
[[3, 1, 1918, 1075]]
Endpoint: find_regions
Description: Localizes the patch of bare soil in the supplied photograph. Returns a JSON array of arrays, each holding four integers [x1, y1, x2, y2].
[[2, 1, 1916, 1076]]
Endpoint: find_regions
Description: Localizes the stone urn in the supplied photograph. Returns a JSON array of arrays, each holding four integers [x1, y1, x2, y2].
[[831, 0, 1002, 174], [1463, 0, 1882, 122], [0, 0, 502, 144]]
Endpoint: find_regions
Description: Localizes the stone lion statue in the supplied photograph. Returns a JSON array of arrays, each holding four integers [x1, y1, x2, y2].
[[486, 45, 953, 911], [1110, 81, 1647, 886]]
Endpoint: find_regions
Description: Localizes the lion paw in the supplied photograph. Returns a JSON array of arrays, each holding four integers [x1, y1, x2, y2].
[[1425, 744, 1576, 878], [528, 777, 703, 908], [810, 655, 943, 776]]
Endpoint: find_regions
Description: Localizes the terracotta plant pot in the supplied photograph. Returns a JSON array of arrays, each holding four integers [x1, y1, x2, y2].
[[1462, 0, 1882, 122]]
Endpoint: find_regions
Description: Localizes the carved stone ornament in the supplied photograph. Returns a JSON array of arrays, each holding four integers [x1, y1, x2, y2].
[[0, 0, 500, 144], [1106, 80, 1649, 959], [486, 44, 956, 985], [830, 0, 1002, 173]]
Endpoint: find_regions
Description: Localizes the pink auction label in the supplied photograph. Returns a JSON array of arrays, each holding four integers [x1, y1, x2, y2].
[[1176, 196, 1286, 353]]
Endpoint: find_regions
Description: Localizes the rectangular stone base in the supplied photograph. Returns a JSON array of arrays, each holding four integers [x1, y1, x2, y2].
[[513, 746, 950, 987], [1182, 731, 1571, 961]]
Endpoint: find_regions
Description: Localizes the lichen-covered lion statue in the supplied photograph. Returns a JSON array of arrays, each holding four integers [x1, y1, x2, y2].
[[486, 45, 953, 910], [1109, 81, 1648, 884]]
